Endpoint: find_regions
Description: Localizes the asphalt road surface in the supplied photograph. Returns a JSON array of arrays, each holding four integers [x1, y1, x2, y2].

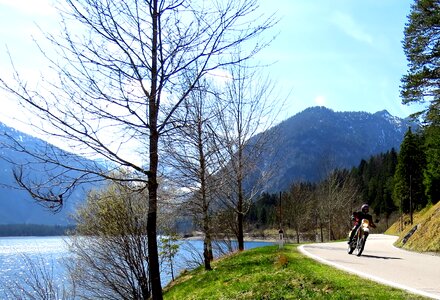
[[299, 234, 440, 299]]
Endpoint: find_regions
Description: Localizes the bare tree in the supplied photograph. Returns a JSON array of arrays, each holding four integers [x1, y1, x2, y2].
[[210, 207, 239, 255], [285, 182, 313, 244], [0, 1, 275, 298], [162, 80, 222, 270], [315, 169, 361, 241], [215, 58, 280, 251]]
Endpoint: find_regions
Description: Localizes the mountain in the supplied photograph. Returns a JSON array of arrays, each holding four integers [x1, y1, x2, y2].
[[249, 106, 417, 192], [0, 106, 416, 224], [0, 122, 95, 225]]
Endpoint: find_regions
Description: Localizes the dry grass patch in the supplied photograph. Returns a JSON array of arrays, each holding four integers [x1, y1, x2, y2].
[[386, 201, 440, 253]]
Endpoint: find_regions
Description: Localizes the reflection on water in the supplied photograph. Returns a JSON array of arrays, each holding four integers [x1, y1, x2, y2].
[[0, 236, 272, 297], [0, 236, 70, 298]]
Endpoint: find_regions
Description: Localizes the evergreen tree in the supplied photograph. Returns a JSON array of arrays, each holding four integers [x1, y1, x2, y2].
[[400, 0, 440, 123], [351, 149, 398, 218], [382, 149, 399, 217], [393, 128, 426, 214], [423, 125, 440, 204], [246, 193, 277, 228]]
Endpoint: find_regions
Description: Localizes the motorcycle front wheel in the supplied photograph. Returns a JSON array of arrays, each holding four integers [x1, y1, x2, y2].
[[356, 235, 367, 256]]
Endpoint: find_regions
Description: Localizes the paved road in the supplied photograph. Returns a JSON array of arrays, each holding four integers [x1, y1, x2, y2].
[[299, 234, 440, 299]]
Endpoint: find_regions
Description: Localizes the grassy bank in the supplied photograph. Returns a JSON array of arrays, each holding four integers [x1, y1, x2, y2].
[[163, 244, 426, 299], [386, 201, 440, 253]]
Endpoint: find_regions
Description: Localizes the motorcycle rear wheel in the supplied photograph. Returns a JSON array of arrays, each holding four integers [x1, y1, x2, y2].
[[347, 241, 355, 254]]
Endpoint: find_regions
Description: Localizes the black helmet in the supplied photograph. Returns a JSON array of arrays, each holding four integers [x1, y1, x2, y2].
[[361, 204, 369, 213]]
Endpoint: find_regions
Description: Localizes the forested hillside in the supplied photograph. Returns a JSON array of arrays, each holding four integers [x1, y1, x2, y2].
[[247, 106, 416, 193], [246, 150, 400, 241], [245, 124, 440, 242]]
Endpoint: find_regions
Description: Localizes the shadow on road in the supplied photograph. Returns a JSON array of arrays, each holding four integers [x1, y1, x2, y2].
[[361, 254, 402, 260]]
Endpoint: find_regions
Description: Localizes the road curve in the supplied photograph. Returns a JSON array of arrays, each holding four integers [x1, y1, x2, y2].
[[299, 234, 440, 299]]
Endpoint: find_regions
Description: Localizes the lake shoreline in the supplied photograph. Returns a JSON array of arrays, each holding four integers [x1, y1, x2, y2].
[[182, 232, 279, 243]]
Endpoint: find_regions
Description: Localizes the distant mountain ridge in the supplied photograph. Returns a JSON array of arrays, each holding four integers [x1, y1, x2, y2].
[[0, 122, 93, 225], [249, 106, 417, 192], [0, 106, 417, 225]]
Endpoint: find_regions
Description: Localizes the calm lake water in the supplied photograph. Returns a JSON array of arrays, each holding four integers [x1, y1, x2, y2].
[[0, 236, 272, 298]]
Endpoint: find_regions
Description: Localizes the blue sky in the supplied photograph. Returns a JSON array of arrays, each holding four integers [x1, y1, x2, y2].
[[256, 0, 418, 120], [0, 0, 419, 134]]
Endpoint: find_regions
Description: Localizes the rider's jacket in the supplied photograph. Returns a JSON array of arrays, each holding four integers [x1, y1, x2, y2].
[[351, 211, 375, 227]]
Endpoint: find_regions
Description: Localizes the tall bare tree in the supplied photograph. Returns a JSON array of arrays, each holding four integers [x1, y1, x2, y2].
[[215, 59, 279, 251], [316, 169, 361, 241], [0, 1, 275, 298], [285, 182, 313, 244], [162, 81, 222, 270]]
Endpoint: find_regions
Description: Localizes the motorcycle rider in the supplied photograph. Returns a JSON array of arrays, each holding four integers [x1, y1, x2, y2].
[[348, 204, 376, 244]]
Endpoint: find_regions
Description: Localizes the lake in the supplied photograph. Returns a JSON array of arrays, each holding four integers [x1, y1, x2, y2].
[[0, 236, 273, 298]]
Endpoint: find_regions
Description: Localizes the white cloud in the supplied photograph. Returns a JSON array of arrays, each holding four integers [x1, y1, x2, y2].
[[331, 11, 373, 45]]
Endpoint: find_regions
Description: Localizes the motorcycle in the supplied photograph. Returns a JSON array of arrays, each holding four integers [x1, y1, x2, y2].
[[347, 218, 370, 256]]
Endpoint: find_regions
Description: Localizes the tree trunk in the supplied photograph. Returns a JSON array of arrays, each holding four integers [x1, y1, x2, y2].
[[203, 236, 213, 270], [237, 211, 244, 251], [237, 185, 245, 251], [147, 130, 162, 299], [203, 204, 212, 270], [198, 121, 213, 270], [237, 174, 245, 251], [320, 223, 324, 243], [328, 214, 332, 241], [296, 226, 300, 244], [147, 1, 162, 298]]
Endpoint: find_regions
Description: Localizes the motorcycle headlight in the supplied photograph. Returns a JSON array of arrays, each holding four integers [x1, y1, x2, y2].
[[362, 219, 369, 228]]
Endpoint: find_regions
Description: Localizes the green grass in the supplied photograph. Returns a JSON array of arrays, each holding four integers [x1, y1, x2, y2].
[[163, 244, 427, 299]]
